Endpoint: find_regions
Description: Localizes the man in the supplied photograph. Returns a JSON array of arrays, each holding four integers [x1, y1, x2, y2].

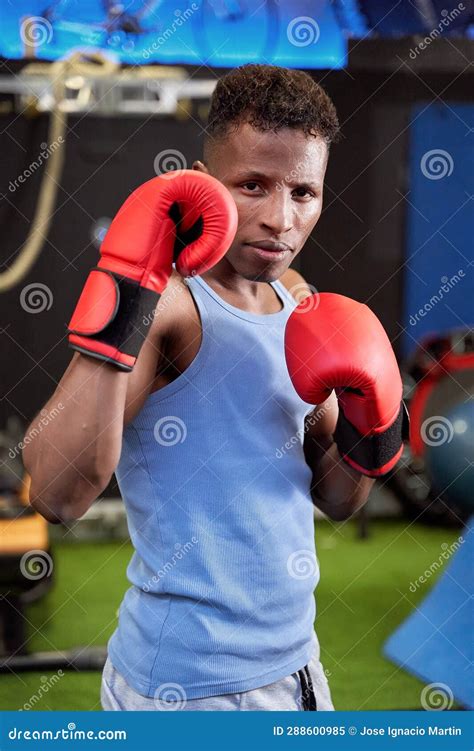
[[24, 65, 403, 710]]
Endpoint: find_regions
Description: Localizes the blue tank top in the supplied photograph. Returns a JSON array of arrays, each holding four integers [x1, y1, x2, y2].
[[108, 273, 319, 699]]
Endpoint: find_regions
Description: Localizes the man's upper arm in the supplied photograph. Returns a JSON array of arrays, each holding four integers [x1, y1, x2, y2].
[[123, 272, 181, 425]]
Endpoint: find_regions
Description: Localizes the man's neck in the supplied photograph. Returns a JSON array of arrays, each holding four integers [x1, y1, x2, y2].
[[201, 259, 283, 315]]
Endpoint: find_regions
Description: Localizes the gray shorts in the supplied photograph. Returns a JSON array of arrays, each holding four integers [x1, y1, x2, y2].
[[101, 648, 335, 711]]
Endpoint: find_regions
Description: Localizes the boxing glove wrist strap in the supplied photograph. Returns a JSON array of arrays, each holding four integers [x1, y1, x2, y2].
[[68, 267, 160, 372], [333, 401, 409, 477]]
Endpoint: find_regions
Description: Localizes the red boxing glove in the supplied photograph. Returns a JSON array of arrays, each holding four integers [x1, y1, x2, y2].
[[285, 293, 409, 477], [68, 171, 238, 371]]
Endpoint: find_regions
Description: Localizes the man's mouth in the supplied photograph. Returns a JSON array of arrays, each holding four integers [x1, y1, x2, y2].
[[243, 241, 292, 262]]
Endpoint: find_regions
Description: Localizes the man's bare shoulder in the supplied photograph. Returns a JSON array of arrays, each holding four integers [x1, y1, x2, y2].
[[150, 269, 198, 337], [123, 270, 200, 424], [278, 268, 313, 300], [158, 268, 195, 310]]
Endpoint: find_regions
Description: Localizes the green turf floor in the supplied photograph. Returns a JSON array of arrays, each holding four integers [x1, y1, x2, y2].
[[0, 519, 462, 711]]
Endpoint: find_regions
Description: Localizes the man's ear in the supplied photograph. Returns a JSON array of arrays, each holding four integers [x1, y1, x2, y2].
[[192, 160, 209, 174]]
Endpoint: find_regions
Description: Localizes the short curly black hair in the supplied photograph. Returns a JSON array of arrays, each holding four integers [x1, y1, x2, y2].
[[204, 64, 340, 157]]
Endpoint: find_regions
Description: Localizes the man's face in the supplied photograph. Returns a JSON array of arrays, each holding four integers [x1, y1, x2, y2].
[[198, 122, 328, 282]]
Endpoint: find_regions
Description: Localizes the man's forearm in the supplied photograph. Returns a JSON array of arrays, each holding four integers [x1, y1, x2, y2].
[[309, 442, 375, 521]]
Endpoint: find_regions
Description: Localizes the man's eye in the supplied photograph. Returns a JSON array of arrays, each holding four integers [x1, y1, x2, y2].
[[242, 182, 259, 191], [293, 187, 315, 199]]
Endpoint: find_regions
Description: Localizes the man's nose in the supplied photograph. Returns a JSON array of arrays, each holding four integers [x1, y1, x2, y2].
[[260, 191, 293, 235]]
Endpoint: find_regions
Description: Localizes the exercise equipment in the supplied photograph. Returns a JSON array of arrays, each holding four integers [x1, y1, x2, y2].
[[0, 472, 54, 663], [390, 329, 474, 525], [0, 418, 107, 673], [424, 400, 474, 514], [384, 516, 474, 709]]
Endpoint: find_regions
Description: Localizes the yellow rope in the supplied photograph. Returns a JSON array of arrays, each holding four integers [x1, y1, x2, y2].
[[0, 51, 119, 292]]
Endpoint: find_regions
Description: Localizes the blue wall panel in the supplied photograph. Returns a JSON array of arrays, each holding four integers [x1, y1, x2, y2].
[[403, 103, 474, 357]]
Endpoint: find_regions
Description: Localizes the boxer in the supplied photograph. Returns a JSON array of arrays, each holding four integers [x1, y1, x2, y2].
[[24, 64, 404, 712]]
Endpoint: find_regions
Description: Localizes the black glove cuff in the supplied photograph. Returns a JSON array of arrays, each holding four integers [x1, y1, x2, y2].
[[333, 401, 409, 475], [68, 269, 160, 370]]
